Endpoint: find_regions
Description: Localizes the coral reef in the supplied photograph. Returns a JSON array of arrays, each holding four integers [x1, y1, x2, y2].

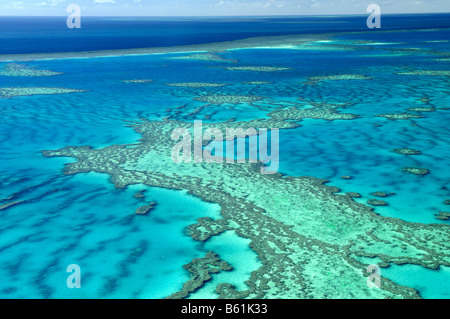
[[367, 199, 388, 206], [370, 192, 391, 198], [294, 44, 356, 51], [168, 53, 233, 63], [407, 107, 435, 112], [0, 201, 24, 211], [392, 148, 422, 155], [0, 63, 62, 76], [0, 87, 87, 98], [166, 251, 233, 299], [305, 74, 372, 85], [223, 66, 292, 72], [242, 81, 272, 85], [195, 95, 264, 105], [435, 212, 450, 221], [122, 79, 153, 83], [42, 117, 450, 299], [268, 105, 358, 121], [134, 190, 146, 199], [376, 113, 424, 120], [397, 70, 450, 76], [186, 217, 230, 242], [135, 202, 157, 215], [346, 192, 362, 198], [166, 82, 229, 88], [401, 167, 430, 176]]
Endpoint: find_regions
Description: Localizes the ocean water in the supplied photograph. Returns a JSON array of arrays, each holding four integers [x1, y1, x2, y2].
[[1, 14, 449, 54], [0, 14, 449, 298], [0, 171, 226, 298]]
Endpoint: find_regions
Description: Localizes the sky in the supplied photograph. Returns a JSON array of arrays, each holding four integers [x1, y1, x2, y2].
[[0, 0, 449, 16]]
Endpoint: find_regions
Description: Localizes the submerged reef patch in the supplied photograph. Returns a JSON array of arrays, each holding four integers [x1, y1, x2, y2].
[[293, 43, 357, 51], [268, 105, 358, 121], [370, 192, 391, 198], [0, 87, 88, 98], [166, 82, 229, 88], [223, 66, 292, 72], [0, 63, 62, 77], [435, 212, 450, 221], [122, 79, 153, 83], [397, 70, 450, 76], [168, 52, 234, 63], [386, 47, 429, 56], [305, 74, 373, 85], [186, 217, 230, 242], [0, 201, 24, 211], [195, 94, 264, 105], [417, 97, 431, 104], [401, 167, 430, 176], [392, 148, 422, 155], [135, 202, 157, 215], [367, 199, 388, 206], [242, 81, 273, 85], [376, 113, 424, 120], [134, 189, 146, 199], [407, 107, 435, 112]]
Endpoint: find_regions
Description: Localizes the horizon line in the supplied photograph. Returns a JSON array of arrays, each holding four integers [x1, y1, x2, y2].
[[1, 12, 450, 18]]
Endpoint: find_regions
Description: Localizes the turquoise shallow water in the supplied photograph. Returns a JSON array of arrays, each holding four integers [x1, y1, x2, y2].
[[0, 19, 449, 298], [0, 172, 226, 298], [188, 231, 261, 299], [382, 264, 450, 299], [277, 116, 450, 225], [0, 53, 267, 298]]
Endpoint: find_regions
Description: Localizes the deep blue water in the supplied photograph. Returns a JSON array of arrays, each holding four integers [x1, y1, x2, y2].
[[0, 14, 449, 299], [1, 14, 450, 54]]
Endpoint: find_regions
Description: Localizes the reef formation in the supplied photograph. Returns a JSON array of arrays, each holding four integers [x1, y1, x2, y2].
[[0, 87, 87, 99], [0, 63, 62, 77], [401, 167, 430, 176], [305, 74, 373, 85], [42, 114, 450, 299], [122, 79, 153, 83], [167, 82, 229, 88], [223, 66, 292, 72], [135, 202, 157, 215], [392, 148, 422, 155], [194, 95, 264, 105]]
